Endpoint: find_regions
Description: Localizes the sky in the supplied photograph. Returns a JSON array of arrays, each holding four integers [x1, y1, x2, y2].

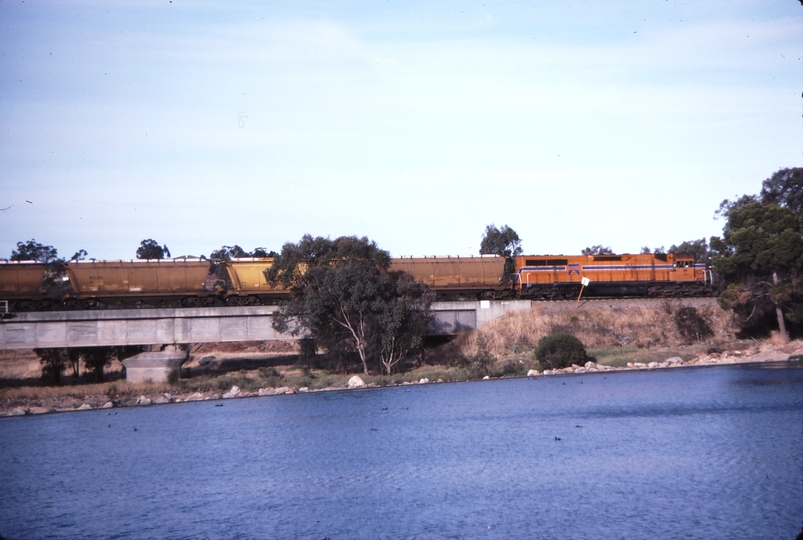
[[1, 0, 801, 260]]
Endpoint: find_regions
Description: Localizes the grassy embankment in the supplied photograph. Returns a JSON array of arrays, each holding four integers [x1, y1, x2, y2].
[[0, 299, 751, 407]]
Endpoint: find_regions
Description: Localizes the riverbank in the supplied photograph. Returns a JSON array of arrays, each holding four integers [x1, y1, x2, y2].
[[2, 338, 801, 417]]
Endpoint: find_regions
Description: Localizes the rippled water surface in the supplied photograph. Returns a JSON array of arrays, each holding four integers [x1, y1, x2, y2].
[[1, 364, 802, 539]]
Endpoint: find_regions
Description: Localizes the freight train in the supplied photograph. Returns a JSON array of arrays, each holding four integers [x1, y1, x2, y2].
[[0, 252, 713, 312]]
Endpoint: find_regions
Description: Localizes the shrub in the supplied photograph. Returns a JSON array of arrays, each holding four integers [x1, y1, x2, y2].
[[534, 333, 588, 370], [471, 333, 496, 377], [495, 363, 527, 377], [674, 306, 713, 343]]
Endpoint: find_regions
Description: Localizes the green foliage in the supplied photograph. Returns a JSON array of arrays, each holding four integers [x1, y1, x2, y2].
[[674, 306, 714, 344], [479, 224, 523, 258], [582, 245, 613, 255], [11, 239, 60, 263], [640, 246, 666, 255], [535, 333, 588, 370], [34, 348, 68, 385], [209, 245, 275, 260], [668, 238, 713, 263], [471, 333, 496, 376], [494, 362, 527, 377], [712, 202, 803, 280], [298, 339, 317, 370], [210, 245, 249, 260], [712, 168, 803, 338], [712, 200, 803, 338], [760, 167, 803, 232], [251, 247, 276, 258], [267, 235, 432, 375], [376, 273, 432, 375], [70, 249, 88, 261], [136, 239, 170, 259], [442, 349, 471, 369]]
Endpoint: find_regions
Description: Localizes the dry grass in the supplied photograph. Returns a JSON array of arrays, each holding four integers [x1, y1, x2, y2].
[[0, 380, 174, 403], [438, 300, 736, 362], [769, 330, 790, 346]]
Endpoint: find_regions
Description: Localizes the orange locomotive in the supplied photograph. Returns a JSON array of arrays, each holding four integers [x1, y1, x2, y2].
[[515, 253, 713, 299]]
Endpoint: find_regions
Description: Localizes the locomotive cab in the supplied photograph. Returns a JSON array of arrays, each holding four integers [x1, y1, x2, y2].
[[672, 254, 695, 268]]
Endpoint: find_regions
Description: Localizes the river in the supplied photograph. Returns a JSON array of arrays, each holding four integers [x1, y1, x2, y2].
[[1, 363, 802, 539]]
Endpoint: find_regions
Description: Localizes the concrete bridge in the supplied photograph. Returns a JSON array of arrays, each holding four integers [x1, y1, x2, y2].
[[0, 300, 532, 382], [0, 300, 532, 351]]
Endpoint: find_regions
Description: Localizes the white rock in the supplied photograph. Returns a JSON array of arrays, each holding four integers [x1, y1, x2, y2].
[[633, 362, 647, 368], [136, 396, 151, 406], [298, 387, 310, 393], [9, 407, 27, 416], [666, 357, 683, 364], [347, 376, 365, 388], [29, 406, 52, 415], [259, 387, 289, 396], [527, 369, 539, 377], [574, 367, 587, 374], [101, 401, 114, 409], [584, 361, 597, 370], [647, 362, 659, 368], [419, 378, 430, 384], [222, 385, 241, 399], [153, 395, 170, 404], [185, 392, 206, 402], [77, 403, 93, 410], [482, 375, 490, 380]]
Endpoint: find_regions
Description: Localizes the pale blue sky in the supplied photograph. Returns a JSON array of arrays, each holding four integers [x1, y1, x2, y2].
[[1, 0, 801, 260]]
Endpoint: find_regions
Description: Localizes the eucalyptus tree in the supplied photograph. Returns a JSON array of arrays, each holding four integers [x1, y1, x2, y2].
[[711, 201, 803, 339], [266, 235, 432, 375], [136, 239, 170, 259]]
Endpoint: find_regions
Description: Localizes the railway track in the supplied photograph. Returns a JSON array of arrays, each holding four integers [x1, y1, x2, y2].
[[534, 296, 721, 313]]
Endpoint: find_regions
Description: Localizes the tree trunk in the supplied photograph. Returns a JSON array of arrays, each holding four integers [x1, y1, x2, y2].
[[772, 272, 789, 342]]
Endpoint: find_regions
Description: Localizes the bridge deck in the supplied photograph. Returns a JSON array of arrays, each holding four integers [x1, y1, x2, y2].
[[0, 301, 532, 350]]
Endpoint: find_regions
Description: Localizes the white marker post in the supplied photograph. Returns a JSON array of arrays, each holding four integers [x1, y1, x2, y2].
[[575, 277, 591, 309]]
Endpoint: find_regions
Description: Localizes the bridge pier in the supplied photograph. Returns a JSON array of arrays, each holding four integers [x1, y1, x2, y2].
[[122, 346, 189, 384]]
